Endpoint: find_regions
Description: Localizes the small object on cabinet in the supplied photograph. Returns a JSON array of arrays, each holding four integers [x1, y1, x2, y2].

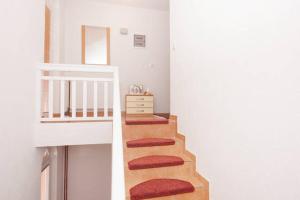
[[129, 84, 144, 95]]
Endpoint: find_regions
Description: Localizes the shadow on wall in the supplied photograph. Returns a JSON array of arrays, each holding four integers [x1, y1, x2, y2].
[[67, 144, 112, 200]]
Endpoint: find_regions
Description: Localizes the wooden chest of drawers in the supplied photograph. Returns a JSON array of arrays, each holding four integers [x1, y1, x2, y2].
[[126, 95, 154, 115]]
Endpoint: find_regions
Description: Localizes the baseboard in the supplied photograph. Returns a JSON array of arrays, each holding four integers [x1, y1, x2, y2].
[[154, 113, 170, 119]]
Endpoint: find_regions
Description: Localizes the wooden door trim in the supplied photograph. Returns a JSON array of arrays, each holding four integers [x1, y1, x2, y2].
[[106, 27, 111, 65], [81, 25, 86, 64], [44, 6, 51, 63]]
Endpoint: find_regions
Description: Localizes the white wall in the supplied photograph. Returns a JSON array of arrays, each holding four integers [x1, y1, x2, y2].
[[35, 122, 112, 147], [170, 1, 300, 200], [61, 0, 170, 112], [0, 0, 45, 200], [68, 144, 112, 200], [46, 0, 63, 63]]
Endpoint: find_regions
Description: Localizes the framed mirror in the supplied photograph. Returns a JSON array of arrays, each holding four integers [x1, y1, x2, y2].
[[82, 25, 111, 65]]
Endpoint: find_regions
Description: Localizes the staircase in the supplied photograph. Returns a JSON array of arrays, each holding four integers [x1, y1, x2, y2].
[[123, 116, 209, 200]]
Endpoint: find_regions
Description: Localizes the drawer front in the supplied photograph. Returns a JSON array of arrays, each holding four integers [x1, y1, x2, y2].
[[126, 96, 154, 102], [126, 108, 154, 114], [127, 102, 153, 108]]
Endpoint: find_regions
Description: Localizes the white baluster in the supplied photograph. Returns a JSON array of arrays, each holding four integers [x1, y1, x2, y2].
[[48, 80, 54, 118], [36, 70, 42, 121], [83, 81, 88, 118], [71, 81, 77, 118], [60, 80, 65, 119], [104, 82, 108, 118], [93, 81, 98, 117]]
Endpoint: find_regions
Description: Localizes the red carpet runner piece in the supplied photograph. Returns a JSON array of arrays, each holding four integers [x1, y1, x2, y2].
[[130, 179, 195, 200], [125, 115, 169, 125], [128, 155, 184, 170], [127, 138, 175, 148]]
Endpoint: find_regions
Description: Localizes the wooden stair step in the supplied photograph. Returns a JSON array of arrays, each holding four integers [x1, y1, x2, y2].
[[123, 115, 209, 200], [123, 118, 177, 140], [124, 138, 185, 162], [125, 164, 203, 192], [126, 174, 206, 199], [130, 179, 195, 200], [127, 138, 175, 148], [128, 155, 184, 170], [125, 115, 169, 125]]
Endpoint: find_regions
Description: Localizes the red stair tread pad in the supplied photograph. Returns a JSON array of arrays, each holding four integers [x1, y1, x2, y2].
[[128, 155, 184, 170], [130, 179, 195, 200], [127, 138, 175, 148], [125, 116, 168, 125]]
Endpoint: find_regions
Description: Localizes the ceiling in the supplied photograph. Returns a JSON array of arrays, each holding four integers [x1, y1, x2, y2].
[[88, 0, 169, 11]]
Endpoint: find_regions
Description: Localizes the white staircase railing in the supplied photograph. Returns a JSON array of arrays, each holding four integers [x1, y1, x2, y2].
[[36, 64, 125, 199], [111, 68, 126, 200], [37, 64, 115, 122]]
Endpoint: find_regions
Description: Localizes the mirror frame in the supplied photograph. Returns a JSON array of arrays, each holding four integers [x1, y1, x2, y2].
[[81, 25, 111, 65]]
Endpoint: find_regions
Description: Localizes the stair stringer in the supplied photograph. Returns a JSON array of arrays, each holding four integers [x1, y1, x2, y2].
[[175, 132, 209, 200]]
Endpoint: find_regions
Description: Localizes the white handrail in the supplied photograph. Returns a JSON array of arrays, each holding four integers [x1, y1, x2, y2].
[[111, 68, 125, 200], [39, 63, 116, 73], [41, 76, 113, 82]]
